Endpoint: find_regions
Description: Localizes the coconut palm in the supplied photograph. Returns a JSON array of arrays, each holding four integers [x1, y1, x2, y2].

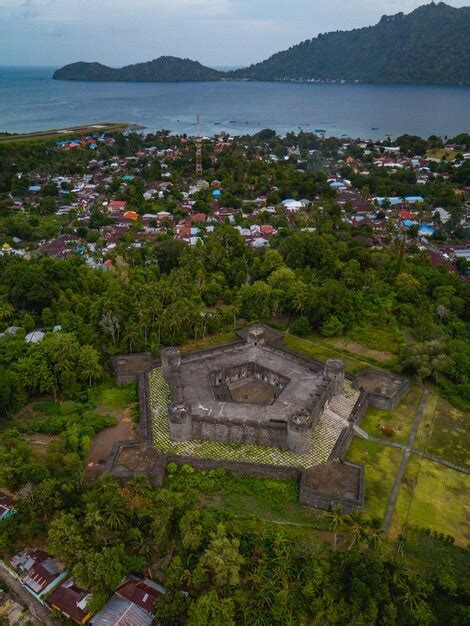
[[328, 506, 344, 552], [103, 499, 128, 531], [345, 510, 367, 550], [122, 323, 140, 353], [364, 516, 384, 551]]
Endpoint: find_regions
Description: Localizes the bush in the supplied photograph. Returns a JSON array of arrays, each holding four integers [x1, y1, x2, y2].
[[291, 316, 311, 337], [320, 315, 343, 338]]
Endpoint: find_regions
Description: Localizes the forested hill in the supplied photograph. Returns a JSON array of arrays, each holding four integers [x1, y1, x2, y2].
[[230, 2, 470, 85], [53, 3, 470, 85], [52, 56, 223, 82]]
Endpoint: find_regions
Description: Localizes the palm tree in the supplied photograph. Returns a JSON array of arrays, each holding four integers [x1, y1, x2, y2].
[[123, 323, 140, 353], [328, 506, 344, 552], [103, 500, 128, 531], [345, 510, 367, 550], [0, 302, 14, 323], [364, 516, 384, 551], [396, 572, 428, 612]]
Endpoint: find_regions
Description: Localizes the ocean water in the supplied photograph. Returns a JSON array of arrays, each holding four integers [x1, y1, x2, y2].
[[0, 66, 469, 139]]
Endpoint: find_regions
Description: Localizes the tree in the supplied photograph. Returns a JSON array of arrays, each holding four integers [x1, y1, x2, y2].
[[237, 282, 272, 322], [196, 524, 244, 589], [291, 316, 310, 337], [72, 545, 141, 594], [345, 510, 367, 550], [402, 340, 454, 383], [48, 513, 86, 564], [321, 315, 343, 338], [155, 591, 189, 626], [188, 590, 235, 626], [328, 506, 344, 552], [100, 311, 120, 345], [78, 345, 103, 386]]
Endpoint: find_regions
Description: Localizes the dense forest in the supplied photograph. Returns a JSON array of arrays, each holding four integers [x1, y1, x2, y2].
[[53, 56, 223, 82], [231, 2, 470, 84]]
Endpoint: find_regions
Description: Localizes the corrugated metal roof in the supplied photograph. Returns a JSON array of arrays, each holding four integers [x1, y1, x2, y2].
[[91, 597, 153, 626]]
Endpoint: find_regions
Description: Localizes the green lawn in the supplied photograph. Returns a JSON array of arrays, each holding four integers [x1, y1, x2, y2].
[[426, 148, 459, 161], [181, 330, 237, 354], [390, 456, 470, 547], [346, 438, 402, 519], [359, 383, 422, 444], [92, 382, 137, 412], [284, 334, 365, 374], [204, 475, 329, 528], [417, 394, 469, 468], [345, 323, 402, 355]]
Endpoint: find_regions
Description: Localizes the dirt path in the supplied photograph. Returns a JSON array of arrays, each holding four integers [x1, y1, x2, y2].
[[86, 407, 136, 469], [0, 562, 58, 625]]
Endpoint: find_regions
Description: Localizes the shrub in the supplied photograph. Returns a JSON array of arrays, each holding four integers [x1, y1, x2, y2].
[[320, 315, 343, 338], [291, 316, 311, 337]]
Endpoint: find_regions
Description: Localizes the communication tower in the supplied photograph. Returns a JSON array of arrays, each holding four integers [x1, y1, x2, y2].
[[195, 114, 203, 180]]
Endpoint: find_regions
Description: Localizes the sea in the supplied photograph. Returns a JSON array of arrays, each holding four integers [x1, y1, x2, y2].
[[0, 66, 469, 140]]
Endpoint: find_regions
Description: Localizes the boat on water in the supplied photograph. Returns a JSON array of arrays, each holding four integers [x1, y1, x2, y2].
[[315, 128, 326, 133]]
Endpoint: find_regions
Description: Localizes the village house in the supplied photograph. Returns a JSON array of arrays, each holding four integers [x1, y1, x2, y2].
[[0, 495, 13, 520], [9, 548, 66, 601], [91, 575, 165, 626], [47, 578, 93, 624]]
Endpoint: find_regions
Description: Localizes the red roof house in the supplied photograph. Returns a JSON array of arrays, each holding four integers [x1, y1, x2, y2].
[[108, 200, 128, 210], [192, 213, 207, 223], [47, 579, 93, 624]]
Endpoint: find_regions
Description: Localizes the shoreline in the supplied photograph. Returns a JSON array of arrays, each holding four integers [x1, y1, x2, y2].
[[0, 122, 141, 145]]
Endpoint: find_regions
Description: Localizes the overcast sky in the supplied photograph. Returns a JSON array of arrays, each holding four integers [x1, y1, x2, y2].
[[0, 0, 468, 67]]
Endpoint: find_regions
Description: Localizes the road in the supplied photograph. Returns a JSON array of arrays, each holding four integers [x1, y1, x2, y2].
[[0, 562, 59, 626]]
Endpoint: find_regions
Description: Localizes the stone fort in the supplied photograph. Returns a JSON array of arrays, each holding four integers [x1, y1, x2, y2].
[[103, 326, 405, 513], [163, 326, 346, 455]]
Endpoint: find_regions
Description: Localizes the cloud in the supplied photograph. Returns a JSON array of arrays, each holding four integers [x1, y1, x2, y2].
[[1, 0, 468, 66], [2, 0, 55, 19]]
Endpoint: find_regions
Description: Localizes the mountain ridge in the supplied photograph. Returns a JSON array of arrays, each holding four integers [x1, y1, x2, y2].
[[53, 3, 470, 86]]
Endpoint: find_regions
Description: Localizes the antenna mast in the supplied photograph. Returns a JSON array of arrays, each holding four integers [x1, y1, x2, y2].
[[195, 114, 203, 180]]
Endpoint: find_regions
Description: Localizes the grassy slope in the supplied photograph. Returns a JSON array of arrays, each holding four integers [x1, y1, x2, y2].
[[390, 456, 470, 546], [415, 390, 469, 468], [346, 438, 403, 519], [359, 383, 422, 444]]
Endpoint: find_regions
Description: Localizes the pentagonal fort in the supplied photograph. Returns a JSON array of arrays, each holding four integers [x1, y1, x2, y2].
[[161, 326, 345, 455]]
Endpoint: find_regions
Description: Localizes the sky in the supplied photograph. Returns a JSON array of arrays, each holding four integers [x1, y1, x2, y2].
[[0, 0, 468, 67]]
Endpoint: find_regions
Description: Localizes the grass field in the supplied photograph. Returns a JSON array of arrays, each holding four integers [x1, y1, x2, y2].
[[0, 123, 132, 146], [345, 323, 402, 356], [284, 334, 365, 373], [181, 330, 237, 354], [346, 438, 402, 519], [390, 456, 470, 547], [426, 148, 459, 161], [414, 390, 469, 468], [92, 382, 138, 415], [359, 383, 422, 444], [203, 474, 330, 529]]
